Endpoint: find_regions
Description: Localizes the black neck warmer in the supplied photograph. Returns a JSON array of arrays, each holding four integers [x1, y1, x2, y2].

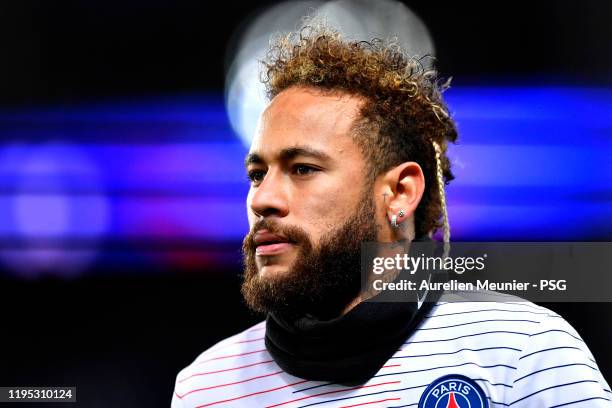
[[264, 237, 444, 384]]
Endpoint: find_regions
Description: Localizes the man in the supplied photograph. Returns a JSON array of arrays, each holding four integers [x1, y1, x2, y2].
[[172, 26, 611, 407]]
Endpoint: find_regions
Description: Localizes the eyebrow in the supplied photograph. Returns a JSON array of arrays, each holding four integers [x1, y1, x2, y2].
[[244, 147, 331, 167]]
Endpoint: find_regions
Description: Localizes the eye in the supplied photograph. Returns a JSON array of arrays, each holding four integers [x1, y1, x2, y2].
[[293, 164, 320, 176], [247, 169, 266, 185]]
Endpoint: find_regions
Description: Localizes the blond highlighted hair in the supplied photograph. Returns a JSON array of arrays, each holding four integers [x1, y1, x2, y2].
[[263, 24, 457, 239]]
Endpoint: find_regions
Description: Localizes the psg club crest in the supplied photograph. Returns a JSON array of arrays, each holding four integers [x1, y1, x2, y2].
[[418, 374, 488, 408]]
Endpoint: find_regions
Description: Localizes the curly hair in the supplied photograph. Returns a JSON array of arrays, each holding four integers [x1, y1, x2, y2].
[[262, 25, 458, 238]]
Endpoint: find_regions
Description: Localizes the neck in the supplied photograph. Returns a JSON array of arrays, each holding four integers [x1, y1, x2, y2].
[[336, 237, 419, 317]]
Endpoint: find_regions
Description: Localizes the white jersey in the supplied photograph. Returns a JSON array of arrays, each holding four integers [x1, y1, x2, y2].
[[172, 299, 611, 408]]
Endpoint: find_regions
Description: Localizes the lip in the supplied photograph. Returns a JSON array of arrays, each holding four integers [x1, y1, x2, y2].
[[255, 242, 294, 255], [253, 230, 295, 255]]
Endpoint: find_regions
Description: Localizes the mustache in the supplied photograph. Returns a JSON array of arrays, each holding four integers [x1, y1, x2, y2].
[[242, 219, 311, 253]]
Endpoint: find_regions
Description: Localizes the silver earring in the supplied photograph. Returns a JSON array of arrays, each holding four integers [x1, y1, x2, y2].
[[391, 214, 398, 228], [398, 209, 405, 218]]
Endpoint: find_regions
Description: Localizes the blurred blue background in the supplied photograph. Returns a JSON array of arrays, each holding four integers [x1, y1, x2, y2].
[[0, 1, 610, 407], [1, 87, 610, 279]]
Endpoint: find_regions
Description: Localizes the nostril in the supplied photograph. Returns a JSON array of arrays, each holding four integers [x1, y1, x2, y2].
[[253, 207, 281, 218]]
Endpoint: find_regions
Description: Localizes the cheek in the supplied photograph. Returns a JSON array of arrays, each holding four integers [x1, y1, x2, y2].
[[295, 185, 355, 232]]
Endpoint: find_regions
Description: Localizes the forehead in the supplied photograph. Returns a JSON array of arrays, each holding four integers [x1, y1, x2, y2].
[[249, 87, 365, 158]]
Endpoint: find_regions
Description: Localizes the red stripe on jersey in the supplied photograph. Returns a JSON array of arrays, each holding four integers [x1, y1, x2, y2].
[[196, 335, 265, 359], [338, 397, 401, 408], [381, 364, 401, 368], [193, 325, 264, 359], [176, 370, 284, 398], [178, 359, 276, 382], [235, 337, 265, 343], [265, 381, 401, 408], [194, 348, 267, 365], [195, 379, 309, 407]]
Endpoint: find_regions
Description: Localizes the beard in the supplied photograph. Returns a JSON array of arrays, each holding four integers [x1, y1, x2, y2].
[[241, 190, 378, 319]]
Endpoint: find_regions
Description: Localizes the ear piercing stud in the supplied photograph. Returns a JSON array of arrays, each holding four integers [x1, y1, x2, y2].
[[391, 209, 405, 229]]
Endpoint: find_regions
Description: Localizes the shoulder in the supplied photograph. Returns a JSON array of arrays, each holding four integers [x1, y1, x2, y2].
[[406, 295, 558, 375], [172, 320, 279, 406], [508, 307, 611, 407], [421, 292, 596, 360], [419, 291, 561, 342], [413, 294, 611, 406], [190, 320, 268, 365]]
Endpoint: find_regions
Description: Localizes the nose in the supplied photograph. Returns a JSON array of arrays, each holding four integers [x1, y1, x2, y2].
[[248, 168, 289, 218]]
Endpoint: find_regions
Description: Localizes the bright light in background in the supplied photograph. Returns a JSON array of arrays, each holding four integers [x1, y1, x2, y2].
[[225, 0, 323, 147], [0, 143, 110, 278], [225, 0, 434, 147]]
